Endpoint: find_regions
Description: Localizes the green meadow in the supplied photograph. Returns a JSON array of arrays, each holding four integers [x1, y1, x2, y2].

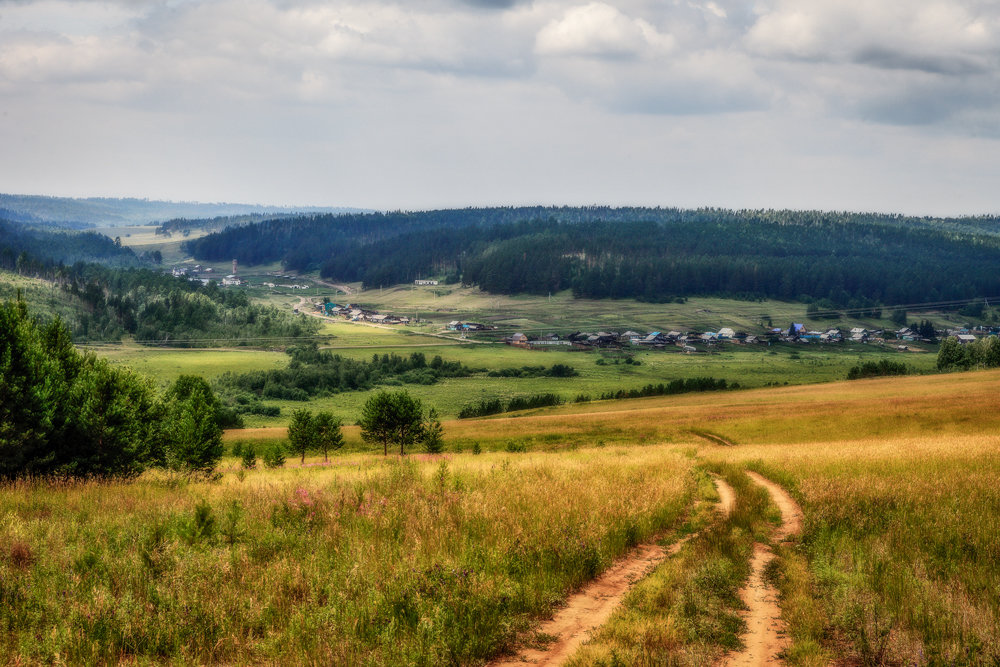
[[94, 322, 939, 424]]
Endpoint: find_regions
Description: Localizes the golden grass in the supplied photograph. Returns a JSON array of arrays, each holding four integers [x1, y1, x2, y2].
[[0, 446, 696, 664]]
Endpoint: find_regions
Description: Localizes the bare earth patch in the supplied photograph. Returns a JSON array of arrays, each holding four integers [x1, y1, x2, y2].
[[721, 472, 804, 667], [493, 477, 736, 667]]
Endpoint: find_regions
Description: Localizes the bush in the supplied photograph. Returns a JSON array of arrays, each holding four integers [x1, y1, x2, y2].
[[162, 375, 225, 475], [0, 298, 162, 479], [423, 409, 445, 454], [262, 444, 286, 468], [847, 360, 908, 380], [241, 445, 257, 469]]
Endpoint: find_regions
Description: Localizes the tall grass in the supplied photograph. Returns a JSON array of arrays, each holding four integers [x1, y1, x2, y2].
[[710, 436, 1000, 664], [0, 447, 694, 664]]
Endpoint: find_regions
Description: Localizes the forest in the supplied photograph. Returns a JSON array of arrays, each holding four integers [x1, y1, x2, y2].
[[185, 207, 1000, 307], [0, 218, 318, 345]]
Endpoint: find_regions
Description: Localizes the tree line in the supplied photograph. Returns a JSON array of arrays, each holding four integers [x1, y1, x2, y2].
[[937, 336, 1000, 371], [215, 346, 476, 403], [184, 207, 1000, 307]]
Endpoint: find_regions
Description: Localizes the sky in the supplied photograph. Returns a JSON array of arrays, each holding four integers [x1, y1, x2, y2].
[[1, 0, 998, 215]]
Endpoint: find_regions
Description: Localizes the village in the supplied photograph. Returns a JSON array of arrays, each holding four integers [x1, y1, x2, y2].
[[164, 264, 999, 351], [502, 323, 999, 352]]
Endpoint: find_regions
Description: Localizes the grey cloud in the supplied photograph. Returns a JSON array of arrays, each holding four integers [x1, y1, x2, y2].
[[853, 47, 988, 76], [459, 0, 523, 8], [852, 76, 1000, 127]]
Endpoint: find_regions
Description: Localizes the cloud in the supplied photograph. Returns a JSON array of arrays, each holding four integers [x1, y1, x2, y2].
[[747, 0, 1000, 75], [1, 0, 999, 214], [536, 3, 675, 59]]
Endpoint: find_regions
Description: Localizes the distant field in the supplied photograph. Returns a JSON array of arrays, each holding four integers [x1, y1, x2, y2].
[[324, 282, 978, 336], [0, 270, 91, 325], [90, 345, 290, 388], [93, 330, 940, 425]]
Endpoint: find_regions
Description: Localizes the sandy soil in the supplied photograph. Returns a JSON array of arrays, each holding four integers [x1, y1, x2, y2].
[[492, 477, 736, 667], [721, 472, 804, 667]]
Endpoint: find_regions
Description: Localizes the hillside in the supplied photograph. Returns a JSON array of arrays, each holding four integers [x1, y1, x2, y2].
[[185, 207, 1000, 308], [0, 193, 367, 227]]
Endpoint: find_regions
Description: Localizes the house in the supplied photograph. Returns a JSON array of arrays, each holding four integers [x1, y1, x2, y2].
[[221, 275, 242, 286], [508, 333, 529, 348], [636, 332, 667, 346], [718, 327, 735, 339], [788, 323, 805, 337], [956, 334, 977, 344], [620, 331, 642, 343]]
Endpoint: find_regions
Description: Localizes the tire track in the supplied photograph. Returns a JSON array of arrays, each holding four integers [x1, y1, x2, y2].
[[492, 477, 735, 667], [721, 472, 803, 667]]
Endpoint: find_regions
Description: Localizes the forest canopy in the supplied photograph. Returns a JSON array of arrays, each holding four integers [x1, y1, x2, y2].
[[184, 207, 1000, 307]]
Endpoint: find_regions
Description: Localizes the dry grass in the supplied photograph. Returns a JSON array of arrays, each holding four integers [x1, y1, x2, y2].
[[702, 438, 1000, 664], [0, 446, 695, 665]]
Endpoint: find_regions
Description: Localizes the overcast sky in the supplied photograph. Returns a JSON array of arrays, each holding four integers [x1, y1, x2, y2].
[[1, 0, 998, 215]]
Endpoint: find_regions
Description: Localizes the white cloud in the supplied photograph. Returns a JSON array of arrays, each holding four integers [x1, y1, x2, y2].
[[536, 3, 675, 59], [747, 0, 1000, 74]]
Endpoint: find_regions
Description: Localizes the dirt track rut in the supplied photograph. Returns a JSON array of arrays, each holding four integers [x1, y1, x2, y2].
[[492, 477, 735, 667], [721, 472, 804, 667]]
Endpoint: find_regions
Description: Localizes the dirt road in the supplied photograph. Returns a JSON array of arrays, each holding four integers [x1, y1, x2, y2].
[[493, 477, 736, 667], [721, 472, 803, 667]]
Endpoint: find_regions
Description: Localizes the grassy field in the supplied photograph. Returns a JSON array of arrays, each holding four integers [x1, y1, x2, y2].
[[93, 329, 940, 425], [0, 448, 696, 665], [3, 365, 1000, 664], [311, 282, 985, 337]]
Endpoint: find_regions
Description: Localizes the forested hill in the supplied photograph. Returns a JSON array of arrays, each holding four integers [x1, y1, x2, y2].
[[0, 218, 139, 270], [0, 193, 367, 227], [185, 207, 1000, 306]]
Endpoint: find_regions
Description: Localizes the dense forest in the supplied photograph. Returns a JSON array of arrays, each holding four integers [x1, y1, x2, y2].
[[185, 208, 1000, 307], [0, 219, 139, 268], [1, 218, 318, 345], [63, 264, 321, 344]]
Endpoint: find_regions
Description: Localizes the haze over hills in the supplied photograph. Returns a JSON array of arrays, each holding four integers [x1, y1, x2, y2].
[[0, 193, 369, 227]]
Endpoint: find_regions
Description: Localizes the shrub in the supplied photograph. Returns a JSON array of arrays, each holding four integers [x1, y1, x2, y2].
[[262, 444, 286, 468], [161, 375, 225, 475], [241, 445, 257, 469], [0, 297, 162, 479]]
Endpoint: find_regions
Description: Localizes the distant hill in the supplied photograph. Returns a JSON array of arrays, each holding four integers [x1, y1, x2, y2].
[[0, 218, 140, 268], [0, 194, 369, 227], [184, 206, 1000, 308]]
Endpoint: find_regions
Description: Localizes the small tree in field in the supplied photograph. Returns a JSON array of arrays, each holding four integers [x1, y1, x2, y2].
[[422, 408, 445, 454], [287, 409, 316, 464], [313, 411, 344, 461], [359, 390, 425, 456], [162, 375, 224, 476]]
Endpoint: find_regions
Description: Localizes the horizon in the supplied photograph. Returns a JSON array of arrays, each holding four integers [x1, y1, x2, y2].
[[4, 191, 999, 220]]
